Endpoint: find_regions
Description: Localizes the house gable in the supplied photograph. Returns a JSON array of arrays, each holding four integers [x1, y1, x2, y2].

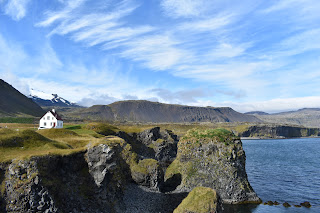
[[39, 109, 63, 129]]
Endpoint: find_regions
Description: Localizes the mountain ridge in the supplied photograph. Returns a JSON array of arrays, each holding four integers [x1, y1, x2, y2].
[[71, 100, 262, 123], [29, 89, 81, 108], [250, 108, 320, 127], [0, 79, 45, 117]]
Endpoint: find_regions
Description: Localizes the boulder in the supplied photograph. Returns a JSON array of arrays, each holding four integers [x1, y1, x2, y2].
[[283, 202, 291, 207], [300, 201, 311, 208], [165, 128, 261, 204], [173, 187, 223, 213]]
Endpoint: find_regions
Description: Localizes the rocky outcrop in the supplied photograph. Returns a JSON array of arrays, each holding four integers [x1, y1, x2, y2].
[[239, 124, 320, 138], [173, 187, 223, 213], [130, 159, 164, 190], [0, 127, 260, 212], [2, 160, 57, 213], [117, 127, 179, 166], [165, 128, 261, 204], [0, 139, 130, 213]]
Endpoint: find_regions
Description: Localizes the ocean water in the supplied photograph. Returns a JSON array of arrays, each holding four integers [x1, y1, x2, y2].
[[238, 138, 320, 213]]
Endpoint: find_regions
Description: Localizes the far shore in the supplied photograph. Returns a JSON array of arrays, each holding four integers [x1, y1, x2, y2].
[[241, 136, 320, 140]]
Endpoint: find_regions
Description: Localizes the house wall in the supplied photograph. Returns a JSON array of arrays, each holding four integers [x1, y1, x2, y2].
[[39, 112, 63, 129]]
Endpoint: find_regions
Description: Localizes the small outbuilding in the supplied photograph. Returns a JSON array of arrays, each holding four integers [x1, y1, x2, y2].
[[38, 109, 63, 129]]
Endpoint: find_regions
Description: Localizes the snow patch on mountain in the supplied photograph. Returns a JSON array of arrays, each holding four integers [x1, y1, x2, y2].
[[29, 89, 80, 107]]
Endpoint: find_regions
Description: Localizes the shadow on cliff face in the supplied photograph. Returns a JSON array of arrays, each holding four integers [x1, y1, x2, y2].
[[161, 173, 182, 193], [123, 183, 188, 213], [0, 168, 7, 213], [37, 152, 127, 213]]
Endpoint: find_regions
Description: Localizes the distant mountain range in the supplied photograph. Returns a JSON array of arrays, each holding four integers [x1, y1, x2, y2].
[[70, 100, 262, 123], [29, 89, 80, 108], [0, 79, 44, 117], [2, 78, 320, 127], [246, 108, 320, 127]]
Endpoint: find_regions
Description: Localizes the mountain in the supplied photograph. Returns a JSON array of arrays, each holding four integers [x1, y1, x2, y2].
[[0, 79, 45, 117], [29, 89, 80, 107], [245, 111, 269, 115], [71, 100, 262, 123], [254, 108, 320, 128]]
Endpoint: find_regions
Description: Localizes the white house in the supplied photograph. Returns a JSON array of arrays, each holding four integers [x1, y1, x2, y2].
[[38, 109, 63, 129]]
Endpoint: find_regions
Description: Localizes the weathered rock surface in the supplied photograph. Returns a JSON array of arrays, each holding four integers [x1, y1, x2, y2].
[[239, 124, 320, 138], [0, 139, 130, 213], [130, 159, 164, 190], [173, 187, 223, 213], [165, 128, 261, 204], [0, 127, 261, 212], [2, 160, 57, 213], [117, 127, 179, 165]]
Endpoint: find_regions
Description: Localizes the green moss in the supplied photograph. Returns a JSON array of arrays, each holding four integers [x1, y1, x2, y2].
[[155, 139, 164, 144], [182, 128, 237, 142], [173, 187, 218, 213], [85, 123, 119, 136]]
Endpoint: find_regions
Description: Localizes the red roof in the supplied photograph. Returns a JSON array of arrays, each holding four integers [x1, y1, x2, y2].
[[40, 110, 63, 121]]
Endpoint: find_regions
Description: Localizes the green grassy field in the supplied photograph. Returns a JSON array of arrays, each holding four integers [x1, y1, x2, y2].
[[0, 121, 252, 163]]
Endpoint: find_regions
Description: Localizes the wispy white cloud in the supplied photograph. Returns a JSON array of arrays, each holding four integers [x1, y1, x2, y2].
[[178, 14, 234, 32], [2, 0, 30, 21], [4, 0, 320, 111], [160, 0, 209, 18], [149, 88, 209, 104], [36, 0, 86, 27], [119, 34, 188, 70]]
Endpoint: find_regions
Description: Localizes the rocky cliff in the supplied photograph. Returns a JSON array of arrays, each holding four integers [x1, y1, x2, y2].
[[165, 128, 261, 204], [238, 124, 320, 138], [0, 127, 258, 212]]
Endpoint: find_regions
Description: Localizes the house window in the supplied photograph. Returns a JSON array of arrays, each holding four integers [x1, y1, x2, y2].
[[47, 116, 50, 120], [43, 117, 45, 120], [44, 122, 46, 126]]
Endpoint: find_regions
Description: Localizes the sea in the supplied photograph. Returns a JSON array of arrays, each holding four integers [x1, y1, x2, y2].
[[227, 138, 320, 213]]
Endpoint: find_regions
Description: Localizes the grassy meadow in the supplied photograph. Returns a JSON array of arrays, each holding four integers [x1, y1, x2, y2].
[[0, 121, 253, 163]]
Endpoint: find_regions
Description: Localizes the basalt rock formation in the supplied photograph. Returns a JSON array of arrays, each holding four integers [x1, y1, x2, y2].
[[165, 128, 261, 204]]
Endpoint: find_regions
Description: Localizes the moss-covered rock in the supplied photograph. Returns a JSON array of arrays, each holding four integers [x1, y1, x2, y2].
[[130, 158, 164, 190], [165, 128, 261, 204], [173, 187, 222, 213]]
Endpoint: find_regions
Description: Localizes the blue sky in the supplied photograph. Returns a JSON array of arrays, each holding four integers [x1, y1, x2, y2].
[[1, 0, 320, 113]]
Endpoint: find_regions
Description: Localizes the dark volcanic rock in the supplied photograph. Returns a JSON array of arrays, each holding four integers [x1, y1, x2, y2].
[[239, 124, 320, 138], [131, 159, 164, 190], [283, 202, 291, 207], [165, 128, 261, 204], [300, 201, 311, 208], [117, 127, 179, 166], [1, 140, 130, 213], [3, 160, 57, 213], [138, 127, 179, 164]]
